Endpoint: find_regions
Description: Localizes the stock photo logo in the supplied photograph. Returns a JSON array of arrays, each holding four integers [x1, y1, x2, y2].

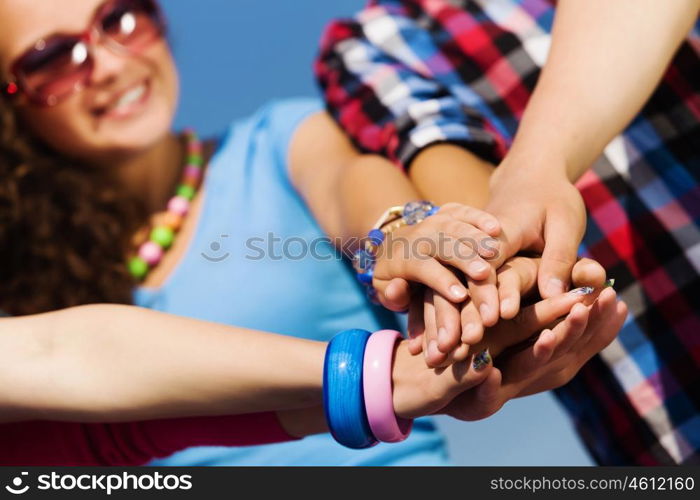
[[2, 471, 193, 496], [201, 234, 231, 262], [5, 472, 29, 495], [197, 232, 500, 264]]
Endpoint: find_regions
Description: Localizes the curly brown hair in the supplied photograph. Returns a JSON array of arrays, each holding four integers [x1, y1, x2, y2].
[[0, 98, 148, 316]]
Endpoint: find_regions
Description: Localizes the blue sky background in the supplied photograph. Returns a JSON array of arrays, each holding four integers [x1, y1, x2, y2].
[[161, 0, 593, 466]]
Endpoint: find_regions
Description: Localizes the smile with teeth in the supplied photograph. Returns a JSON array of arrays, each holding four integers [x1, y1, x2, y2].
[[103, 81, 149, 115]]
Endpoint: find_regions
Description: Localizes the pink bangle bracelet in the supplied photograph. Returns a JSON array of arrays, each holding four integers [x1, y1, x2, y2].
[[362, 329, 413, 443]]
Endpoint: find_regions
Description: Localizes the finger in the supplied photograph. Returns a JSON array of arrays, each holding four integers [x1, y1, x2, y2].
[[538, 213, 582, 298], [438, 330, 474, 367], [443, 367, 504, 422], [392, 258, 468, 303], [571, 258, 607, 289], [497, 257, 539, 319], [432, 213, 500, 260], [468, 367, 507, 421], [451, 229, 499, 262], [531, 329, 557, 365], [441, 345, 493, 393], [467, 267, 500, 327], [382, 278, 412, 311], [572, 286, 616, 348], [434, 292, 463, 354], [496, 264, 523, 320], [428, 227, 493, 280], [518, 292, 626, 398], [501, 329, 556, 385], [460, 298, 484, 345], [474, 288, 594, 359], [423, 289, 448, 367], [439, 202, 501, 237], [447, 342, 471, 364], [572, 287, 623, 355], [539, 302, 590, 360], [407, 288, 426, 355], [512, 288, 595, 336]]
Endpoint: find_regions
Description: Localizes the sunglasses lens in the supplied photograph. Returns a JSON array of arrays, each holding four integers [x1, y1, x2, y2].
[[10, 0, 163, 105], [100, 0, 162, 50], [18, 37, 93, 104]]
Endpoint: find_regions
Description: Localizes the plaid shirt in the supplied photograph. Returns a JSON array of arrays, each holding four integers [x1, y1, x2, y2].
[[315, 0, 700, 465]]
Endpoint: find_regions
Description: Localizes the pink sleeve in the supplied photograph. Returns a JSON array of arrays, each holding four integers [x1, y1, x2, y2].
[[0, 412, 298, 466]]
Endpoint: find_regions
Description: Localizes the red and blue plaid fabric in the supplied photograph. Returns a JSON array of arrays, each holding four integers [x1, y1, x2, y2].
[[315, 0, 700, 465]]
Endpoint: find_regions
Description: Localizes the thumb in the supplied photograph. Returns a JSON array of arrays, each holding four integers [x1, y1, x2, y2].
[[538, 212, 583, 298], [376, 278, 411, 311]]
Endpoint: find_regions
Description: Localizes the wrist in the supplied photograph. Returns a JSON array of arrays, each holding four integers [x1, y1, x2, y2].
[[323, 329, 413, 448], [354, 200, 439, 305], [410, 143, 495, 208], [490, 152, 572, 193], [495, 137, 589, 185], [391, 341, 417, 419], [391, 340, 453, 419]]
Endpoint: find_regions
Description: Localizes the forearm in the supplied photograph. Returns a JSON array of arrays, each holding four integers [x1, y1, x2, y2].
[[506, 0, 699, 181], [336, 154, 423, 251], [409, 144, 495, 209], [0, 304, 325, 422], [289, 112, 423, 250]]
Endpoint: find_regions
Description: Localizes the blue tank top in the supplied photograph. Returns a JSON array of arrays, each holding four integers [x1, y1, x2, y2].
[[136, 97, 449, 465]]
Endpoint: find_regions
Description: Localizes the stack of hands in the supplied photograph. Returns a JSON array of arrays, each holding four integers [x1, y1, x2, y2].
[[368, 201, 628, 422]]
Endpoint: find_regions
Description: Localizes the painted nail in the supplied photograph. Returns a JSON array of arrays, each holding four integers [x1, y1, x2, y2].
[[570, 286, 595, 295], [473, 348, 492, 371], [604, 278, 616, 288], [545, 278, 565, 296], [450, 284, 467, 299]]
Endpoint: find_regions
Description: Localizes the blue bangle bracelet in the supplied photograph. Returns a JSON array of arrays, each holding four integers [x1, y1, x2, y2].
[[323, 328, 378, 449]]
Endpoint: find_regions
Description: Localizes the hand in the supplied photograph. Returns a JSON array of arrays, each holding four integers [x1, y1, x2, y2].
[[442, 287, 626, 421], [486, 160, 587, 299], [372, 167, 586, 317], [411, 256, 606, 368], [392, 284, 603, 417], [372, 202, 501, 307]]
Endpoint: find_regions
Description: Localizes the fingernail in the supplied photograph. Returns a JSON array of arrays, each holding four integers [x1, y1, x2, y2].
[[428, 340, 440, 359], [479, 303, 491, 321], [570, 286, 595, 295], [437, 327, 449, 347], [537, 330, 555, 348], [473, 348, 491, 371], [450, 285, 467, 299], [500, 298, 513, 314], [604, 278, 616, 289], [485, 221, 498, 233], [462, 323, 477, 341], [545, 278, 565, 296], [470, 261, 489, 274]]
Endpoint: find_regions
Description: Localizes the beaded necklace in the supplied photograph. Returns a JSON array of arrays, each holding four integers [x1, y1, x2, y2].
[[127, 129, 204, 281]]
